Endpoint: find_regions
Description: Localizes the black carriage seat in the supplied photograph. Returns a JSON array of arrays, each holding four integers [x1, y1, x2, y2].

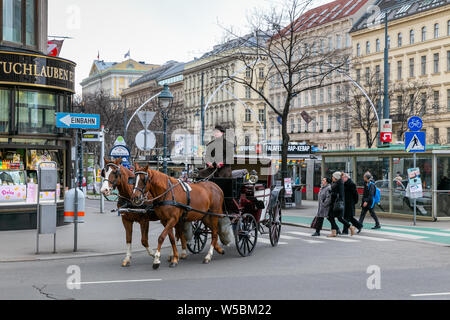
[[232, 169, 248, 179]]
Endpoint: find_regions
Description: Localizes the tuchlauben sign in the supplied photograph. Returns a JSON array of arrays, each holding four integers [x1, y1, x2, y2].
[[0, 51, 76, 93]]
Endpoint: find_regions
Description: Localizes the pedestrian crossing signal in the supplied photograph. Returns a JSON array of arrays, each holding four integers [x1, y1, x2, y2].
[[405, 132, 426, 153]]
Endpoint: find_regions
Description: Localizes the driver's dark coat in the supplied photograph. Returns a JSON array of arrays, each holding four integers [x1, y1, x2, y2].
[[205, 136, 235, 165]]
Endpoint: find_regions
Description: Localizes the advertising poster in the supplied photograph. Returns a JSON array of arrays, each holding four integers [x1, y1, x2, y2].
[[407, 168, 423, 199]]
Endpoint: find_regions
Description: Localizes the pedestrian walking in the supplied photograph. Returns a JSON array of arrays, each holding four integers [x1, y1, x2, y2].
[[358, 172, 381, 231], [341, 173, 362, 235], [328, 172, 356, 237], [312, 177, 332, 237]]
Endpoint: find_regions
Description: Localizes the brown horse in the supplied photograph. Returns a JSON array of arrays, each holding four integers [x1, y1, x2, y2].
[[131, 163, 225, 269], [100, 158, 159, 267]]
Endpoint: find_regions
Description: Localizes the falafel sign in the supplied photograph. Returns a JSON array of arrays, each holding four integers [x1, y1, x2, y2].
[[0, 51, 76, 93]]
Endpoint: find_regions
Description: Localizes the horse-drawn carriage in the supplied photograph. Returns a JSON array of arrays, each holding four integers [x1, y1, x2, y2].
[[187, 158, 283, 257], [102, 155, 283, 268]]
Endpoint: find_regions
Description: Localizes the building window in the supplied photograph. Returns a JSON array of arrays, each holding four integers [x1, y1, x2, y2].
[[2, 0, 22, 43], [410, 30, 415, 44], [356, 69, 361, 83], [409, 58, 414, 78], [356, 43, 360, 56], [422, 26, 426, 42], [421, 93, 427, 114], [311, 89, 316, 106], [366, 41, 370, 54], [16, 90, 58, 134], [319, 88, 324, 104], [245, 67, 251, 78], [434, 23, 439, 39], [397, 61, 402, 80], [397, 33, 402, 47], [319, 115, 324, 132], [433, 91, 440, 112], [434, 128, 440, 144], [376, 39, 380, 52], [397, 95, 403, 111], [336, 35, 341, 49], [448, 51, 450, 71], [346, 33, 351, 48], [329, 37, 333, 51], [421, 56, 427, 75], [433, 53, 439, 73], [327, 86, 332, 103], [0, 89, 10, 133], [258, 109, 265, 123], [258, 68, 264, 79], [327, 115, 332, 131], [365, 67, 370, 84], [245, 109, 251, 122], [297, 117, 301, 133], [447, 89, 450, 111], [336, 85, 341, 101], [448, 20, 450, 36], [336, 114, 341, 131], [356, 133, 361, 148], [245, 86, 251, 99], [448, 128, 450, 144]]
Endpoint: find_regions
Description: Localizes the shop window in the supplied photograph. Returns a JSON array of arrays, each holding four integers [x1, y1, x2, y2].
[[0, 89, 10, 133], [2, 0, 36, 47], [16, 90, 57, 134]]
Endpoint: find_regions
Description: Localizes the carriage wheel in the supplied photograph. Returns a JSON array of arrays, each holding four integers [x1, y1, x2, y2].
[[235, 213, 258, 257], [187, 220, 208, 254], [269, 201, 282, 247]]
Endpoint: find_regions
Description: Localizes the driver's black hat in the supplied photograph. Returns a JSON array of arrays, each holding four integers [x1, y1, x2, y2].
[[214, 125, 226, 134]]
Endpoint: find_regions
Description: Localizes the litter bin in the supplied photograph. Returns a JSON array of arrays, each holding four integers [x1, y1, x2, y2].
[[294, 186, 303, 208]]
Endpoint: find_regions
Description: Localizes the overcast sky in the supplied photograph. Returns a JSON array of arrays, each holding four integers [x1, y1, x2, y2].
[[48, 0, 330, 94]]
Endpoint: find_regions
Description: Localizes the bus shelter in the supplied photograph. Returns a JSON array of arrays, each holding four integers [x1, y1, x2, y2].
[[319, 145, 450, 221]]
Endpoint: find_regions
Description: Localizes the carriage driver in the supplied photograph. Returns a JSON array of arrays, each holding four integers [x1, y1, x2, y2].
[[204, 125, 235, 178]]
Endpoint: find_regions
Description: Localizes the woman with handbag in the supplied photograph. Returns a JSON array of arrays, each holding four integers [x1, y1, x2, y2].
[[312, 177, 332, 237], [328, 172, 356, 237]]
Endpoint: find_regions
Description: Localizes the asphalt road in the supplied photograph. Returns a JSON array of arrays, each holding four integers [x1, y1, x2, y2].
[[1, 225, 450, 301]]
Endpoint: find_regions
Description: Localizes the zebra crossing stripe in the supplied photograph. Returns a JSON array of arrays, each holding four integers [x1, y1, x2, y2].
[[351, 235, 394, 242], [287, 231, 359, 243], [258, 238, 288, 245], [360, 229, 427, 240], [279, 235, 324, 244]]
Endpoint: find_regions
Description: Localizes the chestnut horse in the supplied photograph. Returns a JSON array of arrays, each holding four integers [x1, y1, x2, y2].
[[100, 158, 159, 267], [131, 163, 225, 269]]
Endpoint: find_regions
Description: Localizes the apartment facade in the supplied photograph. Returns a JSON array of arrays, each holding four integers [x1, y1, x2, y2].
[[80, 59, 159, 100], [268, 0, 374, 151], [350, 0, 450, 147], [183, 34, 269, 150]]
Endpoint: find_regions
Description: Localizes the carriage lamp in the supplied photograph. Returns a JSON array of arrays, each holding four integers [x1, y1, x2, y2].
[[249, 170, 259, 184], [158, 84, 174, 175]]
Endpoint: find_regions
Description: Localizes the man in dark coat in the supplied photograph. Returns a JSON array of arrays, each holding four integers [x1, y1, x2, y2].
[[198, 125, 234, 178], [342, 173, 363, 234], [327, 172, 355, 237], [358, 172, 381, 231]]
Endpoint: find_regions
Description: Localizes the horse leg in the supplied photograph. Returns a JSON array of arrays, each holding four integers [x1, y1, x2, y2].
[[153, 217, 178, 270], [202, 216, 222, 264], [167, 228, 179, 268], [179, 232, 188, 260], [140, 220, 154, 258], [121, 216, 133, 267]]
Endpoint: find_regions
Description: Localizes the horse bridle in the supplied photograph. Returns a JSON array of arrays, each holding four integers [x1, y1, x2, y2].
[[133, 171, 151, 197], [102, 163, 122, 189]]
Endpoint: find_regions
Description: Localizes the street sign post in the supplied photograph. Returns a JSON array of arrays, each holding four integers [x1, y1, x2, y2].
[[57, 112, 100, 252], [405, 116, 425, 226]]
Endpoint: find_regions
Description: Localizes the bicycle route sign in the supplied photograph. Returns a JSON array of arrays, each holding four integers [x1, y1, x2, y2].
[[408, 117, 423, 132]]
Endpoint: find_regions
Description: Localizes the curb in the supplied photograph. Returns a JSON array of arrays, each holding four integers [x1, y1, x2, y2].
[[0, 244, 174, 263]]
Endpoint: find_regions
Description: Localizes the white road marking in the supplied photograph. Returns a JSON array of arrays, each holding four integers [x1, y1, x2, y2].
[[286, 231, 359, 243], [352, 235, 394, 242], [279, 235, 324, 244], [258, 238, 288, 245], [411, 292, 450, 297], [75, 279, 162, 285], [381, 227, 450, 237], [360, 229, 427, 240]]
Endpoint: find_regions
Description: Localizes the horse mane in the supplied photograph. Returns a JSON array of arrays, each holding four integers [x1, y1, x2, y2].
[[148, 169, 177, 191]]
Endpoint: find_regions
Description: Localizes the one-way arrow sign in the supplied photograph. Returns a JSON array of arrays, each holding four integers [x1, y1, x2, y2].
[[57, 113, 100, 129]]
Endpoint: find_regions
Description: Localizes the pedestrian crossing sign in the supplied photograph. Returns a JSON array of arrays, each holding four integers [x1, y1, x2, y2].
[[405, 132, 426, 153]]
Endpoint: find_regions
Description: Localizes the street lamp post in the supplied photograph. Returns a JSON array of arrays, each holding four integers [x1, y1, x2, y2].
[[158, 84, 174, 175]]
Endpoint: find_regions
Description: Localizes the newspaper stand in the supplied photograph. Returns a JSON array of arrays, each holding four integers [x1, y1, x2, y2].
[[36, 161, 58, 254]]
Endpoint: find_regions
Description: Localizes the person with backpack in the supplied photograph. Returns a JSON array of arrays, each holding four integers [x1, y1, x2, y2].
[[342, 172, 363, 235], [358, 172, 381, 231]]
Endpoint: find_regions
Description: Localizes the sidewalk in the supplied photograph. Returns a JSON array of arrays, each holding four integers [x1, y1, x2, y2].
[[283, 200, 450, 246], [0, 199, 165, 263]]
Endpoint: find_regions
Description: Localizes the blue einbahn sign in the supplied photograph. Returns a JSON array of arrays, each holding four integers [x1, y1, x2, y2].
[[57, 113, 100, 129]]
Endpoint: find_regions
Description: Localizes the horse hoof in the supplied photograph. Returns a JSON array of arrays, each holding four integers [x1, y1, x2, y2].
[[220, 250, 225, 255], [203, 259, 211, 265], [168, 256, 173, 262], [153, 263, 160, 270], [169, 262, 178, 268], [180, 254, 188, 260]]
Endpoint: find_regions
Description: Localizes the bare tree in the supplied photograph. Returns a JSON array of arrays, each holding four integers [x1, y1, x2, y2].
[[217, 0, 348, 180]]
